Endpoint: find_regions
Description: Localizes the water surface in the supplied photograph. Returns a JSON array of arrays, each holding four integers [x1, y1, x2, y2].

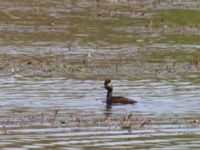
[[0, 77, 200, 149], [0, 0, 200, 149]]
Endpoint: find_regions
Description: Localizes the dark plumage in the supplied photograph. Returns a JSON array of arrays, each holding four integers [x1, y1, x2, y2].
[[104, 80, 137, 105]]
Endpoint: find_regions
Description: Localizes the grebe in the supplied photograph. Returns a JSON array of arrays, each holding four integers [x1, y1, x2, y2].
[[104, 80, 137, 105]]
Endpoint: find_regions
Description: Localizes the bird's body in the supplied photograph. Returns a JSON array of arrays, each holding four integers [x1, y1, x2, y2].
[[107, 96, 135, 105], [104, 80, 137, 105]]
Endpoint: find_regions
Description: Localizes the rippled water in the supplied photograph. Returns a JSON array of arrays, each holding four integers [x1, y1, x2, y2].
[[0, 77, 200, 149], [0, 0, 200, 149]]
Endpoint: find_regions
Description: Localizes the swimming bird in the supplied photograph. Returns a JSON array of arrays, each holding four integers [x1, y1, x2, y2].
[[104, 80, 137, 105]]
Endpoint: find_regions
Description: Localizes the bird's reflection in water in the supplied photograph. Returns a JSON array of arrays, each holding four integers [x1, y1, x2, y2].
[[104, 104, 112, 119]]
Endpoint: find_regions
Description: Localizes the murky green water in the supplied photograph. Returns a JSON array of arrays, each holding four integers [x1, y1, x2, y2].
[[0, 0, 200, 149]]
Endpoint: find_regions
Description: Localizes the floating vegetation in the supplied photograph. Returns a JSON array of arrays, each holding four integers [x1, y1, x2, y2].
[[0, 109, 152, 135], [1, 109, 200, 136], [0, 49, 199, 80]]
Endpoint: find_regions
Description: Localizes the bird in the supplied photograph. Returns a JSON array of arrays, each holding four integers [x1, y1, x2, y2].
[[104, 80, 137, 105]]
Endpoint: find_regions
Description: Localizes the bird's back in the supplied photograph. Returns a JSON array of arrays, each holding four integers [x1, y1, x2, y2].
[[108, 96, 137, 104]]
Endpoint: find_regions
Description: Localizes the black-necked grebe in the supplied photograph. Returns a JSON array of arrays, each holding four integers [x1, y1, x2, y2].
[[104, 80, 137, 105]]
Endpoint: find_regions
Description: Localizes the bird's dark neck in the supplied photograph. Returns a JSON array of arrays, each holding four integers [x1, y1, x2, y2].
[[106, 89, 113, 99]]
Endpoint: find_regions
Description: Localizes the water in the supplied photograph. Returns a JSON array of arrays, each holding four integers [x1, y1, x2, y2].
[[0, 0, 200, 149], [0, 77, 200, 149]]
